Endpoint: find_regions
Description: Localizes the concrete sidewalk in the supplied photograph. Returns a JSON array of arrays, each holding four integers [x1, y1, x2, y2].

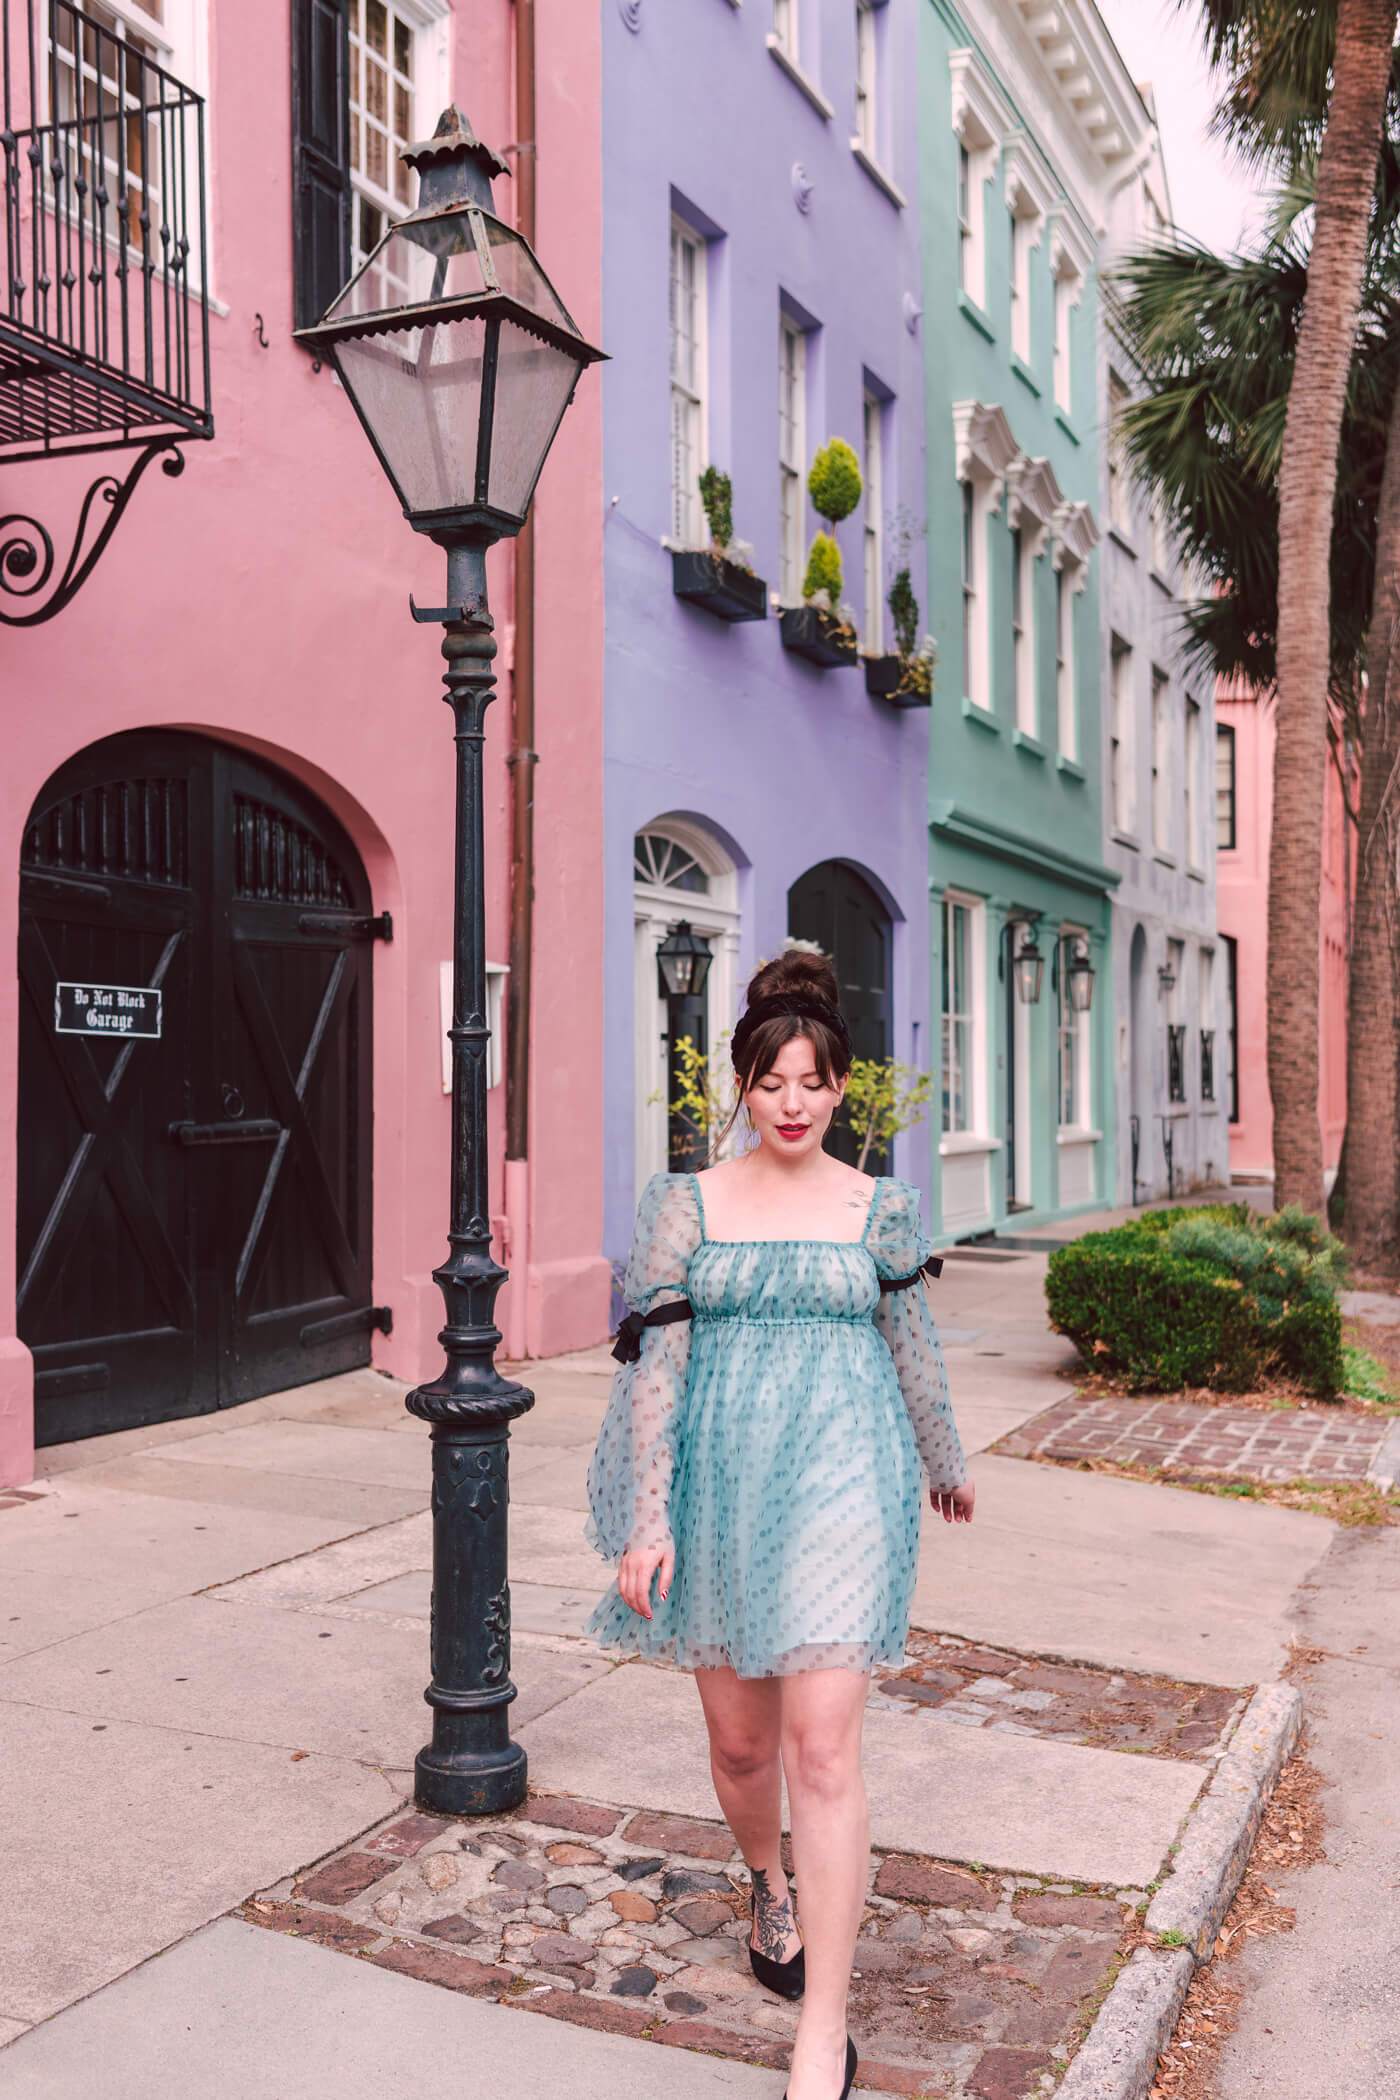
[[0, 1239, 1334, 2087]]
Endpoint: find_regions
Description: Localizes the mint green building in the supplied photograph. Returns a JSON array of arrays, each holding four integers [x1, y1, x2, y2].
[[918, 0, 1151, 1240]]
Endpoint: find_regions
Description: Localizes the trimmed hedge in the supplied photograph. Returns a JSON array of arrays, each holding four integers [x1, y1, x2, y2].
[[1045, 1203, 1346, 1399]]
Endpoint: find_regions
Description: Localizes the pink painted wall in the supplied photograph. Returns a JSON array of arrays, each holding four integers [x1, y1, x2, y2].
[[0, 0, 608, 1486], [1216, 685, 1351, 1185]]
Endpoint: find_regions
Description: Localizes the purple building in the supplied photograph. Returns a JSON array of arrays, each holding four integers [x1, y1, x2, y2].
[[600, 0, 934, 1265]]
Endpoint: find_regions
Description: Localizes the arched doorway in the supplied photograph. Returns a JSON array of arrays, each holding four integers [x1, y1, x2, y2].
[[18, 730, 382, 1445], [633, 819, 740, 1188], [787, 860, 893, 1168]]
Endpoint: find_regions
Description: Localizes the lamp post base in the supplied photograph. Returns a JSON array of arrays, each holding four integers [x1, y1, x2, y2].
[[415, 1733, 528, 1819]]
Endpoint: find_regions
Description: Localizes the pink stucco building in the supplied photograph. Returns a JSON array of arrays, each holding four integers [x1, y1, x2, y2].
[[1215, 684, 1350, 1185], [0, 0, 608, 1487]]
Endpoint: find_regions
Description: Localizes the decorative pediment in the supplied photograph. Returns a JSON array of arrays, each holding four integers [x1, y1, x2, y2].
[[949, 46, 1013, 151], [953, 400, 1019, 508], [1005, 454, 1064, 553], [1051, 498, 1099, 585], [1048, 200, 1094, 293], [1002, 132, 1057, 235]]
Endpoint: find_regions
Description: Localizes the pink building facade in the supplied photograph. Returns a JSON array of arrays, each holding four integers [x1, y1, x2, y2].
[[1215, 686, 1350, 1184], [0, 0, 608, 1487]]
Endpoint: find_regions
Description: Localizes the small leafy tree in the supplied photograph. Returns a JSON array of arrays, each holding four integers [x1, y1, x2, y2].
[[802, 438, 862, 617], [656, 1032, 741, 1161], [698, 466, 733, 551], [840, 1059, 935, 1172], [888, 566, 920, 659]]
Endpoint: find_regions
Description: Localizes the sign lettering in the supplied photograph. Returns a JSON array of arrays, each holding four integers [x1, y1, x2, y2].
[[54, 982, 163, 1040]]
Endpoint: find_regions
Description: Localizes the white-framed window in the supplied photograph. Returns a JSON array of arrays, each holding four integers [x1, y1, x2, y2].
[[862, 390, 885, 651], [1149, 489, 1171, 575], [1012, 525, 1035, 733], [1002, 141, 1051, 369], [1057, 930, 1090, 1129], [942, 897, 976, 1135], [1052, 259, 1080, 414], [949, 51, 1007, 314], [1008, 206, 1025, 356], [855, 0, 878, 157], [1152, 669, 1171, 851], [960, 478, 979, 702], [1055, 567, 1076, 759], [1185, 697, 1202, 867], [779, 313, 808, 603], [348, 1, 451, 298], [1108, 370, 1132, 536], [1110, 636, 1134, 833], [634, 820, 741, 1192], [773, 0, 798, 61], [670, 215, 707, 547]]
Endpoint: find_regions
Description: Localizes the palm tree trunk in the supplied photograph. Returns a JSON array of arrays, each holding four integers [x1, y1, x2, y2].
[[1339, 359, 1400, 1268], [1269, 0, 1396, 1216]]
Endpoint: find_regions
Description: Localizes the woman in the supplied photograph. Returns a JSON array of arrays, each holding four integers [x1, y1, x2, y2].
[[586, 948, 974, 2100]]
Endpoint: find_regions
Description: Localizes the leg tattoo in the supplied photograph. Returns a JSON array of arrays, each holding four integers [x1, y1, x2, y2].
[[750, 1864, 795, 1958]]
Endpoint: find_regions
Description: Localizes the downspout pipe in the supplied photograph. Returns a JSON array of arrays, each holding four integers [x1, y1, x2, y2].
[[504, 0, 537, 1360]]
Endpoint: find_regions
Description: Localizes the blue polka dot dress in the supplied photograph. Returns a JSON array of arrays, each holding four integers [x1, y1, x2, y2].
[[584, 1173, 967, 1679]]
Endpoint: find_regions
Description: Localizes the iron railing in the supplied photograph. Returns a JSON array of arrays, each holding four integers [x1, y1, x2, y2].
[[2, 0, 211, 458], [1167, 1024, 1187, 1104]]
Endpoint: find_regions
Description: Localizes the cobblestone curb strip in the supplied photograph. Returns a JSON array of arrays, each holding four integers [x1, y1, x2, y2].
[[1053, 1681, 1302, 2099]]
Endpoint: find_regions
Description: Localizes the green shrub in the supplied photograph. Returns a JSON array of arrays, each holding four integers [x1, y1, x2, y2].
[[1045, 1204, 1347, 1399], [889, 566, 920, 658], [802, 530, 843, 603], [698, 465, 733, 550], [808, 438, 862, 527]]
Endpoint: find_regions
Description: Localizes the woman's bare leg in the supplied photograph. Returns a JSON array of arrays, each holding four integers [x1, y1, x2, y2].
[[694, 1666, 802, 1962], [780, 1668, 870, 2100]]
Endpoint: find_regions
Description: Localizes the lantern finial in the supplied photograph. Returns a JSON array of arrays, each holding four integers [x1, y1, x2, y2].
[[402, 106, 511, 213]]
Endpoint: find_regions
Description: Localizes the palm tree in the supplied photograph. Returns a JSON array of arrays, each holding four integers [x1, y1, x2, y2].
[[1180, 0, 1398, 1217]]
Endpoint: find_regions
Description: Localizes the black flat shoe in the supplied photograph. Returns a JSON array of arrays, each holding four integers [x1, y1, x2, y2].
[[783, 2033, 858, 2100]]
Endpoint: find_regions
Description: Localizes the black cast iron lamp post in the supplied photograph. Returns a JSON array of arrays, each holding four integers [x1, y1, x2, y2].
[[299, 106, 605, 1818]]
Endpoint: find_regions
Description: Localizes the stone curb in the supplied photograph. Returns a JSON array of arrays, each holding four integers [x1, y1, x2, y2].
[[1054, 1946, 1194, 2100], [1365, 1418, 1400, 1492], [1053, 1680, 1301, 2098], [1144, 1680, 1303, 1960]]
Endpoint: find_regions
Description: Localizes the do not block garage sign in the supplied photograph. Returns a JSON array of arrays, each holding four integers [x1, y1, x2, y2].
[[54, 981, 163, 1039]]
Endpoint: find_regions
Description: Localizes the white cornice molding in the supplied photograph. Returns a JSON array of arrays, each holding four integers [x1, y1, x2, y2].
[[1008, 0, 1147, 174], [954, 400, 1020, 510], [1002, 131, 1057, 233], [1005, 453, 1064, 553], [949, 45, 1014, 150], [1051, 497, 1099, 585]]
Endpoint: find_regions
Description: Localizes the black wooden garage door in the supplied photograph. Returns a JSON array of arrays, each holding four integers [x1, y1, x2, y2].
[[17, 730, 383, 1445]]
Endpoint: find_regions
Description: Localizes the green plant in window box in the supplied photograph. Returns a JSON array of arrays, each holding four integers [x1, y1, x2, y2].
[[886, 565, 939, 697], [799, 438, 862, 646], [696, 465, 757, 575]]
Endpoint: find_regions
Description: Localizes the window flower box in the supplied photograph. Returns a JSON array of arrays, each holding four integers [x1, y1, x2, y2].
[[670, 549, 768, 623], [780, 605, 858, 667], [863, 653, 932, 707]]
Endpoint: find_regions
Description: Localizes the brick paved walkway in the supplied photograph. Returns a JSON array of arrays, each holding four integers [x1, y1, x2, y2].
[[240, 1795, 1141, 2099], [997, 1394, 1391, 1484]]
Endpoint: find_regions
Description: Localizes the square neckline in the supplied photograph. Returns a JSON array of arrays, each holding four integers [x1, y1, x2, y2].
[[689, 1172, 886, 1249]]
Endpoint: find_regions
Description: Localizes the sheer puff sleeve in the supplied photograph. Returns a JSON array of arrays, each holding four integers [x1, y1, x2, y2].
[[869, 1179, 967, 1494], [586, 1173, 701, 1564]]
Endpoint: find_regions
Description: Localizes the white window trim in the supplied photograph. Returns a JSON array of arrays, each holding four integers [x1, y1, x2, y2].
[[1110, 640, 1136, 835], [1152, 670, 1172, 853], [441, 961, 508, 1094], [349, 0, 452, 279], [1048, 208, 1091, 416], [940, 891, 989, 1146], [949, 48, 1010, 314], [1055, 567, 1076, 762], [670, 214, 709, 549], [855, 0, 878, 159], [1005, 452, 1062, 737], [1185, 697, 1203, 870], [1107, 371, 1134, 538], [862, 389, 885, 652], [1056, 927, 1092, 1133], [633, 819, 741, 1195], [954, 400, 1017, 713], [778, 313, 808, 605], [1002, 133, 1053, 367]]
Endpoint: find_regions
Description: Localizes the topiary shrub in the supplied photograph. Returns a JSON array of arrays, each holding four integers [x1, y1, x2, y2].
[[698, 465, 733, 551], [802, 530, 843, 604], [1045, 1204, 1347, 1399], [888, 566, 920, 658], [808, 437, 862, 527]]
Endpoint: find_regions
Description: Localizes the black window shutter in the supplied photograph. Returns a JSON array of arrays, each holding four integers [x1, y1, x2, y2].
[[291, 0, 352, 333]]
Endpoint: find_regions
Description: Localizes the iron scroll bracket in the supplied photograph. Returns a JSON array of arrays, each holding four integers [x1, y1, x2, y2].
[[0, 441, 186, 626], [409, 593, 473, 625]]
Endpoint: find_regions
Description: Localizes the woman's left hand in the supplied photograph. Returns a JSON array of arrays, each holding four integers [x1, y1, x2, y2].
[[931, 1480, 975, 1524]]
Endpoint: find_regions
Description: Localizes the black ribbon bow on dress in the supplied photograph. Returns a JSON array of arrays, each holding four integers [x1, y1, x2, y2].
[[610, 1299, 695, 1363]]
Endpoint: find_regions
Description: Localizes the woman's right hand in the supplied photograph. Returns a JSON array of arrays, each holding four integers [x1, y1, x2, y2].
[[618, 1539, 675, 1620]]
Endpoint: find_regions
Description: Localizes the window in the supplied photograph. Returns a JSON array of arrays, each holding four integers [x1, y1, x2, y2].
[[960, 478, 977, 701], [942, 899, 974, 1134], [670, 217, 707, 547], [1011, 527, 1029, 730], [1185, 698, 1202, 866], [1052, 255, 1080, 414], [348, 0, 418, 281], [778, 315, 807, 603], [1199, 946, 1216, 1102], [1108, 372, 1132, 536], [1149, 490, 1171, 575], [1057, 932, 1088, 1127], [1002, 146, 1051, 367], [773, 0, 798, 60], [1223, 933, 1239, 1123], [51, 2, 163, 253], [1216, 724, 1237, 850], [1152, 670, 1171, 851], [957, 143, 973, 293], [1055, 567, 1076, 759], [1166, 937, 1186, 1102], [862, 391, 885, 651], [855, 0, 877, 157], [1008, 208, 1025, 359], [1110, 638, 1134, 832]]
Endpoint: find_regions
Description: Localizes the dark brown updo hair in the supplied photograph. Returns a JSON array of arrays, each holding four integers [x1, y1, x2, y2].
[[730, 946, 853, 1095]]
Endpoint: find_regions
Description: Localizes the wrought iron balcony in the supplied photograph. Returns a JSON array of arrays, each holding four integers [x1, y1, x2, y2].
[[1, 0, 213, 619]]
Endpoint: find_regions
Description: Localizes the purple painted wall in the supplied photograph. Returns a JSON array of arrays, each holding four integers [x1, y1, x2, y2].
[[599, 0, 933, 1262]]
